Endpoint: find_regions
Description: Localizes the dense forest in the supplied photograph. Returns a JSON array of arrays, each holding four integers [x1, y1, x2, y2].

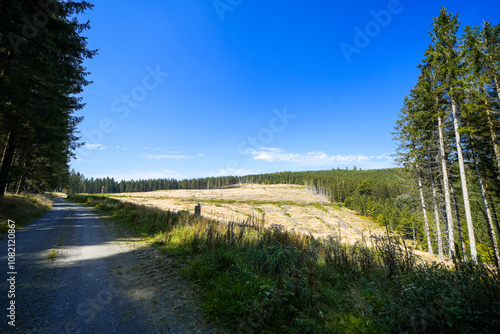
[[393, 9, 500, 265], [0, 1, 95, 197]]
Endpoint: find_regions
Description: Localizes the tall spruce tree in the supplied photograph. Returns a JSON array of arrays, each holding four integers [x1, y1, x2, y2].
[[428, 8, 477, 261], [0, 0, 95, 197]]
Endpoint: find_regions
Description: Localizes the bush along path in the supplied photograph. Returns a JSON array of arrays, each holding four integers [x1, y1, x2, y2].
[[66, 194, 500, 333]]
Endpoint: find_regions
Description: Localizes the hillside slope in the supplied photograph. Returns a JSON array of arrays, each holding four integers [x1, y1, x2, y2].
[[108, 184, 386, 245]]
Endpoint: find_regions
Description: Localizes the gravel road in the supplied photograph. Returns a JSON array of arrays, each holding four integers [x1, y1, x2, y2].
[[1, 197, 218, 333]]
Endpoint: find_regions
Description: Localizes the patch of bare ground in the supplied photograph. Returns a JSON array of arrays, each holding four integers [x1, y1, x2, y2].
[[99, 216, 224, 333]]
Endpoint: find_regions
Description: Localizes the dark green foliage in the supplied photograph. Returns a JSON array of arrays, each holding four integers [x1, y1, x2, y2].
[[0, 1, 96, 196], [380, 261, 500, 333], [357, 180, 372, 196]]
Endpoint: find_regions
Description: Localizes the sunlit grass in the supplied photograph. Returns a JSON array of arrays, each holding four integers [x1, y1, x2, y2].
[[0, 193, 53, 235]]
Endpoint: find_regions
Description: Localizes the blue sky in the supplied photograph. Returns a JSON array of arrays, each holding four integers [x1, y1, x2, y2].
[[72, 0, 500, 181]]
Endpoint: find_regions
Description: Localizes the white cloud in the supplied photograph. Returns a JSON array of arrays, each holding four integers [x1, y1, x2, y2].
[[213, 168, 258, 176], [246, 148, 394, 168], [70, 158, 98, 165], [84, 144, 107, 150], [197, 153, 204, 157], [144, 154, 192, 160], [192, 168, 258, 178]]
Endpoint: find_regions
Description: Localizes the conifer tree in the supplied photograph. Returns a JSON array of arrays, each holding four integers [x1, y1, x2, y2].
[[0, 0, 96, 196], [428, 8, 477, 261]]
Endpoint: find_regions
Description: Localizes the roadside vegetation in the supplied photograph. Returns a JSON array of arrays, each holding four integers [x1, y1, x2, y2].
[[0, 193, 53, 235], [69, 194, 500, 333]]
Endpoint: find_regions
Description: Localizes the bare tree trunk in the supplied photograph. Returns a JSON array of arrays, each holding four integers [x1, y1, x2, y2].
[[15, 146, 32, 195], [494, 76, 500, 101], [450, 99, 477, 262], [437, 114, 456, 259], [413, 217, 416, 247], [485, 106, 500, 176], [16, 159, 29, 194], [430, 166, 444, 261], [450, 182, 467, 261], [471, 142, 500, 268], [0, 50, 8, 78], [417, 164, 434, 257], [488, 192, 500, 245], [0, 132, 16, 198]]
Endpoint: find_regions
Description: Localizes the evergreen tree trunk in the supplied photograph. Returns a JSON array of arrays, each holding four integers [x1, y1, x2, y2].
[[485, 107, 500, 176], [417, 164, 434, 256], [450, 98, 477, 262], [413, 217, 416, 247], [15, 148, 31, 195], [430, 166, 445, 261], [450, 182, 467, 261], [493, 75, 500, 101], [471, 142, 500, 268], [488, 192, 500, 244], [437, 114, 455, 259], [16, 165, 27, 194], [0, 131, 16, 198]]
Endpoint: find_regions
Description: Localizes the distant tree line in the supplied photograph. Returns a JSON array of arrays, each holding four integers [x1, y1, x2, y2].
[[65, 171, 242, 194], [65, 168, 403, 202], [393, 8, 500, 266]]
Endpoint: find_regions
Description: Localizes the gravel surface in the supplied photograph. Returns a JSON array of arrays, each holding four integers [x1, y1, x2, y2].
[[1, 197, 219, 333]]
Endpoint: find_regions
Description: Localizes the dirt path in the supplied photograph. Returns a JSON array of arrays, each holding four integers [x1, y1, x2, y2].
[[0, 198, 218, 333]]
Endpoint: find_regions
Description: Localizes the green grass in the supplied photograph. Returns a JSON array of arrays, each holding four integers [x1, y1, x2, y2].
[[311, 202, 330, 213], [254, 207, 264, 214], [0, 193, 53, 235], [47, 249, 59, 261], [68, 194, 500, 333]]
